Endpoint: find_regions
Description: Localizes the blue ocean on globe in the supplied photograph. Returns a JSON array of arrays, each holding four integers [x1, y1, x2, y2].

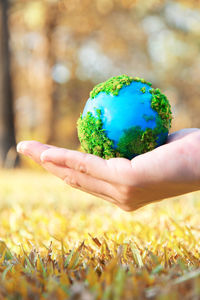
[[82, 81, 168, 149]]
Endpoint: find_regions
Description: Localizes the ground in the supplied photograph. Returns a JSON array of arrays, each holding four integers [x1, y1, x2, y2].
[[0, 170, 200, 299]]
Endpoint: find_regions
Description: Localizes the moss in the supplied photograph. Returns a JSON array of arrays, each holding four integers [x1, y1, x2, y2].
[[77, 110, 116, 159], [90, 75, 151, 99], [133, 77, 152, 86], [116, 126, 158, 159], [150, 88, 172, 131], [140, 87, 146, 93]]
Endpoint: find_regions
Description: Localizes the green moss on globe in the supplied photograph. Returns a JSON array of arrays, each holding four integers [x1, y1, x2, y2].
[[77, 110, 116, 159], [90, 74, 152, 99]]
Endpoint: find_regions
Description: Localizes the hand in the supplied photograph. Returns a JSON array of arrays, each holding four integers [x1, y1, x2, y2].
[[17, 128, 200, 211]]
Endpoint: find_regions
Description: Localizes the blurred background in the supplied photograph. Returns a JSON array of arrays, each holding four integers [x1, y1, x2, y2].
[[0, 0, 200, 168]]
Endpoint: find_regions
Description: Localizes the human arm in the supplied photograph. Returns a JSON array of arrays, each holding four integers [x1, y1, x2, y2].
[[16, 128, 200, 211]]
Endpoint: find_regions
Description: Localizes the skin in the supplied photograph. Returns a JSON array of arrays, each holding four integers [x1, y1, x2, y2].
[[16, 128, 200, 212]]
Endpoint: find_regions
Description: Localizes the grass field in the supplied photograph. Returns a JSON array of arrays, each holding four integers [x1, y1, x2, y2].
[[0, 170, 200, 299]]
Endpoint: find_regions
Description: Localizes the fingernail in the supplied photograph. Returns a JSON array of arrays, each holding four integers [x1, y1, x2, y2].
[[16, 141, 30, 155], [16, 141, 25, 153], [40, 151, 49, 163]]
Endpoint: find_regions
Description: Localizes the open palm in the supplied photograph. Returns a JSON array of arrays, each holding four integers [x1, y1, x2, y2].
[[17, 128, 200, 211]]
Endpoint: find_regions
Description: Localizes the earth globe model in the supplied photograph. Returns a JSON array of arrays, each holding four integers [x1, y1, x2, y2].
[[77, 75, 172, 159]]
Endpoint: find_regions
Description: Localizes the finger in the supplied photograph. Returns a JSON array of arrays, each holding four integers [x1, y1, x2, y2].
[[167, 128, 199, 143], [41, 161, 119, 203], [17, 141, 53, 164], [40, 148, 133, 184]]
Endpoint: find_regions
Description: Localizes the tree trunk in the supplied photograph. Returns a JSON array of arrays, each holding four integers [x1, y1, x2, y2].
[[0, 0, 17, 168]]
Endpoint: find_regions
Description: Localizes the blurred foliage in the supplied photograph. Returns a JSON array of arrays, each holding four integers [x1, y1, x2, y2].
[[0, 170, 200, 298], [7, 0, 200, 161]]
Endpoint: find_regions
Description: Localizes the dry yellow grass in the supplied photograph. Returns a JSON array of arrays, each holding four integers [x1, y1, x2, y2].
[[0, 169, 200, 299]]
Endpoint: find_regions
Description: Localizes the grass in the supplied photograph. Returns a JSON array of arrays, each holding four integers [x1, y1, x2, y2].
[[0, 169, 200, 299]]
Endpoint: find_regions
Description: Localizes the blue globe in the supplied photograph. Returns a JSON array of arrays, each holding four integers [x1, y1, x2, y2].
[[77, 75, 172, 159]]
